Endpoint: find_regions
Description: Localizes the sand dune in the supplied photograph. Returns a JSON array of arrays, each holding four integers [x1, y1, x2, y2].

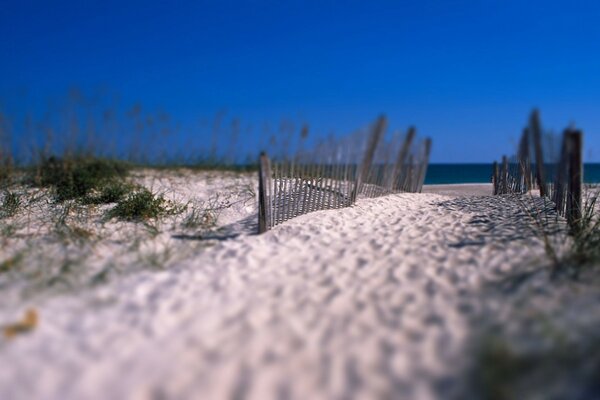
[[0, 174, 559, 400]]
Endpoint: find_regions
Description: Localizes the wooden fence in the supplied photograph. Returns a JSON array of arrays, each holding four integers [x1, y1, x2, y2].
[[493, 109, 583, 227], [258, 115, 432, 233]]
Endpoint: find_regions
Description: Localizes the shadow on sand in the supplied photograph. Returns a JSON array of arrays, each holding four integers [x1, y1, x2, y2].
[[435, 194, 564, 248], [171, 214, 259, 242]]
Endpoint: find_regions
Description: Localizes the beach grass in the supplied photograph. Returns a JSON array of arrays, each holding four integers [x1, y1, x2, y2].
[[81, 180, 135, 205], [507, 187, 600, 279], [567, 190, 600, 269], [33, 156, 130, 202], [472, 332, 600, 400], [107, 187, 181, 221], [0, 190, 20, 218]]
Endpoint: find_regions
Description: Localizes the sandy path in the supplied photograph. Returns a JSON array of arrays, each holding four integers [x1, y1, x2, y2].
[[0, 192, 547, 400], [421, 183, 492, 197]]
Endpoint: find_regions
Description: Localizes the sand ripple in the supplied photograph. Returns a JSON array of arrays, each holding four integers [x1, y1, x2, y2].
[[0, 191, 551, 400]]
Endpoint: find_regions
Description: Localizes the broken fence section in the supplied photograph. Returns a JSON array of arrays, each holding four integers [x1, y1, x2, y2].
[[493, 109, 583, 228], [258, 115, 432, 233]]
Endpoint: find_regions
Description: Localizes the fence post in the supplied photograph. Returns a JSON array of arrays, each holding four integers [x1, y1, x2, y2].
[[566, 130, 583, 230], [501, 155, 508, 194], [352, 115, 387, 202], [492, 161, 498, 195], [404, 155, 414, 192], [530, 109, 547, 197], [519, 128, 532, 192], [389, 126, 415, 191], [553, 132, 569, 214], [258, 152, 272, 233], [416, 138, 432, 193]]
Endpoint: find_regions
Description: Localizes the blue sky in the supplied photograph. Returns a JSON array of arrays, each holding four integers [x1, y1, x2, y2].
[[1, 0, 599, 162]]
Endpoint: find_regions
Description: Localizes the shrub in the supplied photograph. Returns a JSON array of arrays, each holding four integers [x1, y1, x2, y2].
[[108, 188, 170, 221], [1, 190, 20, 218], [37, 156, 129, 201], [82, 181, 134, 205]]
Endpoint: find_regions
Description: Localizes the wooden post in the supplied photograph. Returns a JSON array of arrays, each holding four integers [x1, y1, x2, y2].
[[553, 132, 569, 214], [272, 161, 279, 225], [352, 115, 387, 202], [492, 161, 498, 195], [286, 161, 294, 220], [315, 161, 325, 210], [508, 159, 516, 192], [324, 164, 332, 206], [306, 162, 315, 212], [280, 161, 288, 223], [566, 130, 583, 230], [518, 128, 532, 192], [405, 155, 414, 192], [301, 162, 309, 215], [292, 161, 301, 218], [312, 162, 320, 210], [258, 152, 271, 233], [501, 155, 508, 194], [276, 161, 282, 225], [416, 138, 432, 193], [334, 160, 343, 208], [390, 126, 415, 192], [530, 109, 547, 197], [267, 156, 273, 227], [524, 128, 532, 191]]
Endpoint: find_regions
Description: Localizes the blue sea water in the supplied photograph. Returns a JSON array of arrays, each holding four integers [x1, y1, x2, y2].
[[424, 164, 600, 185]]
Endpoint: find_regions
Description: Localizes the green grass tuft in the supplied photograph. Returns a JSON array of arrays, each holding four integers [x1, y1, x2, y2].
[[514, 189, 600, 279], [1, 190, 20, 218], [82, 181, 135, 205], [108, 188, 173, 221], [567, 191, 600, 269]]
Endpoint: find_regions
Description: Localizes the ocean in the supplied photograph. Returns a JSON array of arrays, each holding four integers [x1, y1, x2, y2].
[[424, 164, 600, 185]]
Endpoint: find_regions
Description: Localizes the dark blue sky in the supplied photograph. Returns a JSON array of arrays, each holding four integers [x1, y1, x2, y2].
[[1, 0, 600, 162]]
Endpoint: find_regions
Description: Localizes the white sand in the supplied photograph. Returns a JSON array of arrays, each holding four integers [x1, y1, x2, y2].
[[421, 183, 492, 197], [0, 178, 575, 399]]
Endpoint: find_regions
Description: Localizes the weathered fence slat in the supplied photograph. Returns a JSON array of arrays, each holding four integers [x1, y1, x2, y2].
[[492, 161, 499, 195], [492, 110, 584, 231], [353, 115, 387, 202], [272, 161, 278, 226], [553, 132, 569, 214], [258, 152, 271, 233], [501, 155, 508, 194], [405, 155, 414, 193], [416, 138, 432, 193], [257, 116, 432, 233], [566, 130, 583, 229], [334, 161, 342, 208], [301, 162, 310, 215], [391, 127, 415, 192], [530, 109, 547, 197], [518, 128, 531, 192]]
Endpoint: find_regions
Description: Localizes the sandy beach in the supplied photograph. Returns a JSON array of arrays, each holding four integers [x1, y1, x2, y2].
[[421, 183, 492, 197], [6, 1, 600, 397], [0, 172, 597, 399]]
